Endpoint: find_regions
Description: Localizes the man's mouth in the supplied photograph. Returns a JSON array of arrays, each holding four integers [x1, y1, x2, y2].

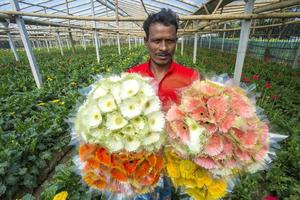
[[155, 52, 170, 59]]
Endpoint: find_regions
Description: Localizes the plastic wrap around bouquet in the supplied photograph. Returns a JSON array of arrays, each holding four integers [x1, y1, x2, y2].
[[166, 75, 287, 177], [72, 73, 166, 197]]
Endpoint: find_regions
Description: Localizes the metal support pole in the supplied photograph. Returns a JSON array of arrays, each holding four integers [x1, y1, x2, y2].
[[66, 39, 70, 49], [49, 40, 53, 48], [9, 0, 42, 88], [91, 0, 100, 62], [293, 43, 300, 69], [209, 35, 211, 49], [115, 0, 121, 55], [56, 31, 64, 56], [233, 0, 254, 85], [221, 24, 227, 52], [135, 37, 137, 47], [44, 37, 49, 52], [193, 33, 198, 64], [200, 35, 202, 48], [2, 22, 19, 61], [32, 40, 36, 49], [180, 36, 184, 56], [82, 33, 86, 50], [128, 35, 131, 50]]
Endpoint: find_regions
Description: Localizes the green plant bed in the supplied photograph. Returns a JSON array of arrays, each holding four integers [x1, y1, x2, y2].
[[0, 45, 147, 199], [1, 45, 299, 200]]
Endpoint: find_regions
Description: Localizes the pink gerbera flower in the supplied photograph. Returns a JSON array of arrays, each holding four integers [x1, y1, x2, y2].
[[170, 120, 190, 143], [194, 157, 217, 169], [166, 105, 185, 121], [207, 96, 229, 123], [203, 134, 223, 157]]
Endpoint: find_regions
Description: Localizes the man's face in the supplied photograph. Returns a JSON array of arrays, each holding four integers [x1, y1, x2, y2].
[[145, 23, 177, 67]]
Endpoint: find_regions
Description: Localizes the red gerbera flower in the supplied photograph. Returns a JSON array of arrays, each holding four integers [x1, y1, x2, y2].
[[243, 77, 250, 83], [265, 82, 271, 89], [252, 74, 259, 80]]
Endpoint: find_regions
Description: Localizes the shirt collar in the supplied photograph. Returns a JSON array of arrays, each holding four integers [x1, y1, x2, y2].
[[147, 59, 175, 78]]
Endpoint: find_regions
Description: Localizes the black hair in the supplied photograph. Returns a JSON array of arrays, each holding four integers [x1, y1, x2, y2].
[[143, 8, 179, 39]]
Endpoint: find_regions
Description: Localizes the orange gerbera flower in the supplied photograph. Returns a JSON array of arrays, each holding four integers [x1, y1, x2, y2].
[[79, 144, 164, 194]]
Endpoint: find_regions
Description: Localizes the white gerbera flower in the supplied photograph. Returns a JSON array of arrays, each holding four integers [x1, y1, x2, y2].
[[143, 132, 161, 145], [105, 134, 124, 152], [92, 85, 108, 99], [121, 124, 136, 136], [143, 97, 161, 115], [185, 118, 206, 154], [120, 79, 140, 99], [106, 112, 128, 130], [131, 116, 145, 130], [98, 94, 117, 113], [147, 111, 165, 132], [139, 123, 150, 136], [109, 75, 122, 82], [78, 104, 102, 129], [120, 98, 143, 119], [110, 83, 121, 105], [140, 82, 156, 97], [124, 136, 141, 151], [90, 125, 111, 140]]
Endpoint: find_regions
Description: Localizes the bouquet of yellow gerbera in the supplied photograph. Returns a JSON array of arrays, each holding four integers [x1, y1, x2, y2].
[[165, 149, 228, 200]]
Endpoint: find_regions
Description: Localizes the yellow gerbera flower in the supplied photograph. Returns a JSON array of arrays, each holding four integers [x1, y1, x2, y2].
[[207, 179, 227, 200], [179, 160, 198, 179], [194, 169, 212, 188], [186, 188, 206, 200], [53, 191, 68, 200], [166, 162, 180, 178]]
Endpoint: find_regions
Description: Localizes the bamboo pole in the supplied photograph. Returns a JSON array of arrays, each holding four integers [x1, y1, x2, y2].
[[1, 10, 300, 21]]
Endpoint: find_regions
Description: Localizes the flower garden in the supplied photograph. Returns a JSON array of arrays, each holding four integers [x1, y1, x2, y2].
[[1, 44, 300, 200]]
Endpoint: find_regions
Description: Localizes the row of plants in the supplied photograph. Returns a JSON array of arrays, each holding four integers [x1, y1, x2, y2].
[[39, 46, 300, 200], [0, 45, 146, 199], [1, 44, 299, 199]]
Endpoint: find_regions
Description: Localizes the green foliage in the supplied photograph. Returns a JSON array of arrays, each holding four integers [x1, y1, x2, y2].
[[40, 163, 104, 200], [1, 44, 300, 199], [0, 45, 146, 199]]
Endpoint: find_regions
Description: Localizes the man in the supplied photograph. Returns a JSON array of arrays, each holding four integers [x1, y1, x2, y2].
[[128, 8, 199, 111], [128, 8, 199, 200]]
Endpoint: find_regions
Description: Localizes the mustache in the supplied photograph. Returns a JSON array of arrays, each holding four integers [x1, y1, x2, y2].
[[155, 52, 170, 57]]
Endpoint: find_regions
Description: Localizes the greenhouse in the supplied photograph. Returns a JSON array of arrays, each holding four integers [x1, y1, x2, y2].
[[0, 0, 300, 199]]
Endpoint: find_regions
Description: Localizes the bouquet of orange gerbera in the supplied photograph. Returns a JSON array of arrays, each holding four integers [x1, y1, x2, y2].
[[79, 144, 163, 195]]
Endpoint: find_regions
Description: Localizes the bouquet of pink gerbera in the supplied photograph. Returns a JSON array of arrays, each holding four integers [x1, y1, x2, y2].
[[166, 78, 285, 176]]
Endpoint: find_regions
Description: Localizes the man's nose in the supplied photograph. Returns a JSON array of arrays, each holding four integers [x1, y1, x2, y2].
[[159, 40, 168, 51]]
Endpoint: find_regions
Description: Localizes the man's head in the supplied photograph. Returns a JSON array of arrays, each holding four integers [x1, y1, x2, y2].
[[143, 9, 179, 68]]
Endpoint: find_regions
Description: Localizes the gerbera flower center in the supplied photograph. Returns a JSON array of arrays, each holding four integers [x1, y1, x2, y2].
[[190, 124, 197, 131], [145, 101, 150, 108], [93, 114, 100, 120], [106, 101, 112, 107], [128, 89, 133, 95], [115, 117, 123, 125]]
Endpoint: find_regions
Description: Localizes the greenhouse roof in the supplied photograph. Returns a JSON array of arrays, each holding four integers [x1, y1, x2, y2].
[[0, 0, 300, 40]]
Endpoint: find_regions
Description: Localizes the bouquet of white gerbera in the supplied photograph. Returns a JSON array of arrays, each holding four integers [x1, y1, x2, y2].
[[74, 72, 166, 153]]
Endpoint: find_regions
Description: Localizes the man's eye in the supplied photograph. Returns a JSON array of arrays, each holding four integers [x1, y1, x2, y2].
[[167, 40, 176, 44]]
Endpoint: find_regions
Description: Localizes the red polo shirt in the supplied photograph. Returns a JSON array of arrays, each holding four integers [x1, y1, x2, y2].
[[127, 60, 199, 110]]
